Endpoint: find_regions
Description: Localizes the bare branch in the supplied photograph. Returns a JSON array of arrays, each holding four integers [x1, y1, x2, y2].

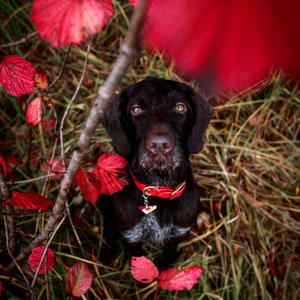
[[6, 173, 57, 185], [30, 213, 67, 289], [59, 42, 92, 165], [7, 0, 149, 269], [0, 31, 38, 48], [0, 166, 16, 254], [4, 214, 36, 299], [45, 45, 72, 93]]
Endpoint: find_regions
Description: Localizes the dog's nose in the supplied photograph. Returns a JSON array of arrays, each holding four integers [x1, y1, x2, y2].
[[147, 135, 173, 154]]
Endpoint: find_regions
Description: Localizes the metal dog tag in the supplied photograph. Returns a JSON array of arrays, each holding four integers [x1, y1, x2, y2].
[[139, 205, 157, 214]]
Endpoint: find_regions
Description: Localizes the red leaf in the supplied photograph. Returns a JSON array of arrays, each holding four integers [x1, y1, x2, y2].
[[46, 158, 64, 179], [2, 156, 20, 175], [96, 153, 128, 171], [31, 0, 114, 48], [158, 266, 203, 291], [131, 256, 159, 284], [65, 262, 93, 297], [0, 55, 36, 97], [3, 191, 54, 210], [28, 246, 55, 274], [128, 0, 138, 5], [41, 118, 57, 132], [0, 281, 2, 296], [34, 66, 48, 89], [26, 96, 43, 126], [0, 156, 7, 176], [76, 168, 102, 203], [92, 154, 128, 195], [269, 259, 286, 280], [143, 0, 300, 92]]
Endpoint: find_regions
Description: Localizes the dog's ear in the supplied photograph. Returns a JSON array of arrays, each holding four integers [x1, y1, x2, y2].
[[103, 94, 131, 157], [187, 94, 214, 154]]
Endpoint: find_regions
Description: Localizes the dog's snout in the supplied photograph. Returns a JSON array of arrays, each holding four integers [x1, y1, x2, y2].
[[147, 134, 173, 155]]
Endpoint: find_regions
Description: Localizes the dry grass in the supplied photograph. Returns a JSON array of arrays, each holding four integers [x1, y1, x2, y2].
[[1, 1, 300, 299]]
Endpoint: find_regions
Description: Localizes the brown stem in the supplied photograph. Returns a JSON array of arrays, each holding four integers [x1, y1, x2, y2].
[[0, 31, 38, 48], [0, 165, 16, 254]]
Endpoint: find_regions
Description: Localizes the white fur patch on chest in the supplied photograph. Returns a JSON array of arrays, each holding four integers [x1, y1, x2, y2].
[[121, 213, 191, 245]]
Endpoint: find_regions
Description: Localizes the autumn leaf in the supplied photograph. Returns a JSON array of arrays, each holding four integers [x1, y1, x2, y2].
[[96, 153, 128, 171], [46, 158, 64, 179], [65, 262, 93, 297], [3, 191, 54, 210], [141, 0, 300, 92], [131, 256, 159, 284], [76, 168, 102, 203], [28, 246, 55, 274], [31, 0, 114, 48], [128, 0, 138, 5], [34, 66, 48, 89], [2, 156, 20, 176], [0, 55, 36, 97], [92, 153, 128, 195], [158, 266, 203, 291], [41, 118, 57, 132], [0, 156, 7, 176], [26, 96, 43, 126]]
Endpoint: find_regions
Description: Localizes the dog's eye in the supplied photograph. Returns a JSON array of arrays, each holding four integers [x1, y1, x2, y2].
[[175, 103, 187, 113], [131, 104, 143, 115]]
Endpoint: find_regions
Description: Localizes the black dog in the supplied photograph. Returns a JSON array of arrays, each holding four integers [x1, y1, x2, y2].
[[99, 77, 213, 268]]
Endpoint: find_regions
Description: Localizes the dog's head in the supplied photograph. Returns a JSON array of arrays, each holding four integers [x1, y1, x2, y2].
[[103, 77, 213, 183]]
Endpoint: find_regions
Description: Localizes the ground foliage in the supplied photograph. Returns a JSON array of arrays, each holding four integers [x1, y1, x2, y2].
[[0, 1, 300, 299]]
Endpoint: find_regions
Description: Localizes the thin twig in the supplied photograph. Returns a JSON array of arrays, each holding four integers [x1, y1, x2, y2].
[[30, 213, 67, 289], [45, 45, 72, 93], [0, 166, 16, 254], [4, 214, 36, 299], [7, 0, 149, 270], [6, 173, 58, 185], [41, 138, 59, 196], [65, 202, 85, 256], [0, 166, 10, 200], [59, 41, 92, 166], [0, 31, 38, 48]]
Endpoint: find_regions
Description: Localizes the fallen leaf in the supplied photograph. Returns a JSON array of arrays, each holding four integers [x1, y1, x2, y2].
[[0, 156, 7, 176], [46, 158, 64, 179], [92, 153, 128, 195], [76, 168, 102, 203], [131, 256, 159, 284], [269, 259, 286, 281], [0, 55, 36, 97], [2, 156, 20, 175], [158, 265, 203, 291], [65, 262, 93, 297], [31, 0, 114, 48], [249, 116, 259, 127], [3, 191, 54, 210], [196, 211, 210, 232], [26, 96, 43, 126], [41, 118, 57, 132], [28, 246, 55, 274], [34, 66, 48, 89]]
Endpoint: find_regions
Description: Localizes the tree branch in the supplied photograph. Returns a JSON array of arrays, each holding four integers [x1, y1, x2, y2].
[[0, 166, 16, 254], [7, 0, 149, 269]]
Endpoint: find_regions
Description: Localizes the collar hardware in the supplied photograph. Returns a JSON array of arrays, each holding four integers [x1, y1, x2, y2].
[[130, 170, 187, 214]]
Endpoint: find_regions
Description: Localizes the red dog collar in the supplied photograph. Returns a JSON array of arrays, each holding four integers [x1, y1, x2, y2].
[[131, 172, 186, 200]]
